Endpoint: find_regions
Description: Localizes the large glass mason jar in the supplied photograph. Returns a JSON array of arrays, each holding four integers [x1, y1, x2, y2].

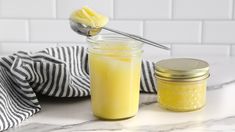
[[87, 35, 143, 119]]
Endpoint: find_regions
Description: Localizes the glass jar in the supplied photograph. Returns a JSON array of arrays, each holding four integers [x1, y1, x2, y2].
[[155, 58, 209, 112], [87, 34, 143, 119]]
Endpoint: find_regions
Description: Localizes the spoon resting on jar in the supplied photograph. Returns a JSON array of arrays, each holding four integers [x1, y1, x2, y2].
[[70, 6, 170, 50]]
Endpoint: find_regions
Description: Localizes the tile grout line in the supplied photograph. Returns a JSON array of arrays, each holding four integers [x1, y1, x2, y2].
[[0, 41, 233, 45], [199, 21, 204, 44], [230, 0, 234, 19], [96, 18, 235, 21], [0, 41, 87, 43], [54, 0, 59, 47], [168, 0, 173, 58], [142, 20, 146, 38], [229, 44, 233, 56], [1, 18, 235, 21], [53, 0, 57, 19], [170, 44, 173, 56], [0, 0, 1, 17], [111, 0, 115, 20], [141, 20, 145, 37], [26, 20, 30, 42], [170, 0, 174, 19]]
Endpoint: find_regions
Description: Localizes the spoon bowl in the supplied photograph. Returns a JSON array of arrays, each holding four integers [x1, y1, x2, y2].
[[70, 20, 102, 36]]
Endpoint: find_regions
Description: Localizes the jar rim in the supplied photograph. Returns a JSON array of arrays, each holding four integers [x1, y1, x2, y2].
[[155, 58, 210, 81], [155, 72, 210, 82], [87, 34, 143, 51]]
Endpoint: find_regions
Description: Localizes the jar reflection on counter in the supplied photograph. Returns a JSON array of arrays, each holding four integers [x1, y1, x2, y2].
[[87, 35, 143, 119], [155, 58, 210, 112]]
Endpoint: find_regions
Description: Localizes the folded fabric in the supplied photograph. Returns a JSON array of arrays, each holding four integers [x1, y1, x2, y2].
[[0, 46, 156, 131]]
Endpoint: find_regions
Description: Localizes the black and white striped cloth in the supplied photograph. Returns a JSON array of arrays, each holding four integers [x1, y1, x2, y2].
[[0, 45, 156, 131]]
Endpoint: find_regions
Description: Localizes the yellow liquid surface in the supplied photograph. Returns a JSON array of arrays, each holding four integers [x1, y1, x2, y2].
[[157, 79, 207, 111], [89, 44, 142, 119]]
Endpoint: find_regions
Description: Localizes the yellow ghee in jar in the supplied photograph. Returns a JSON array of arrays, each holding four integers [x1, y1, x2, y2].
[[155, 58, 209, 112], [88, 35, 142, 119]]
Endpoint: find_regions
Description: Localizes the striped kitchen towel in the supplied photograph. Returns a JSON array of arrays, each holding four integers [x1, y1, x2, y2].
[[0, 45, 156, 131]]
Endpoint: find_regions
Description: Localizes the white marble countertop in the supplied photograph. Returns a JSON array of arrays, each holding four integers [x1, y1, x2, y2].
[[6, 57, 235, 132]]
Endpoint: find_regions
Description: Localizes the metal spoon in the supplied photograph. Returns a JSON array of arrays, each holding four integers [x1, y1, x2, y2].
[[70, 20, 170, 50]]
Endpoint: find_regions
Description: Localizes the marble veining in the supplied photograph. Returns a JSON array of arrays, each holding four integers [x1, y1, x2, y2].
[[6, 57, 235, 132], [7, 115, 235, 132], [207, 79, 235, 90]]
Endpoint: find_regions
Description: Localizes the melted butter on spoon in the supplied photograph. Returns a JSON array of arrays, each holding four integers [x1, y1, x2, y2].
[[70, 6, 109, 28]]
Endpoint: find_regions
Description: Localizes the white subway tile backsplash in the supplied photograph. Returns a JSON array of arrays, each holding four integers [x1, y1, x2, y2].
[[57, 43, 87, 47], [174, 0, 232, 19], [0, 0, 234, 57], [143, 44, 171, 60], [57, 43, 171, 61], [145, 21, 201, 43], [100, 20, 143, 36], [0, 0, 55, 18], [172, 44, 230, 56], [0, 43, 57, 55], [203, 21, 235, 43], [57, 0, 113, 18], [57, 43, 170, 61], [115, 0, 170, 19], [0, 20, 28, 41], [30, 20, 85, 42], [232, 45, 235, 56]]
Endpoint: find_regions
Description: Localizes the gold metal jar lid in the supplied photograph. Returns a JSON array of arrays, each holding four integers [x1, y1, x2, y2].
[[155, 58, 209, 81]]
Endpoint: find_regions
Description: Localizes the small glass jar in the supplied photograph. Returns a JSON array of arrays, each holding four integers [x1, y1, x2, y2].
[[155, 58, 209, 112], [87, 34, 143, 119]]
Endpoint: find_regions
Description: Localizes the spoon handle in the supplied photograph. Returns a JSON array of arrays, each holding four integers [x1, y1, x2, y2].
[[103, 27, 170, 50]]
